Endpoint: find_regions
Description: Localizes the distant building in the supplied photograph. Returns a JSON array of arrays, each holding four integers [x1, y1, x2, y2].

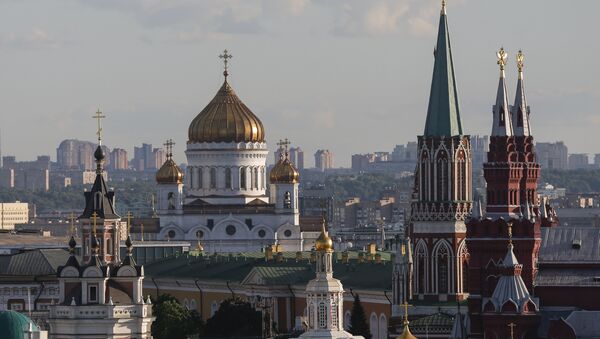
[[569, 153, 589, 170], [289, 147, 304, 170], [56, 139, 105, 170], [471, 135, 489, 172], [536, 141, 568, 170], [594, 154, 600, 168], [0, 168, 14, 188], [1, 156, 50, 191], [0, 202, 29, 230], [151, 147, 166, 170], [314, 149, 334, 171], [391, 142, 418, 162], [132, 143, 153, 171], [110, 148, 128, 170]]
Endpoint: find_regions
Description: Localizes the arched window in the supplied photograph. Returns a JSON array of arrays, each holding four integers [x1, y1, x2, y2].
[[261, 167, 266, 189], [378, 314, 388, 339], [211, 301, 219, 317], [437, 245, 449, 294], [457, 150, 467, 200], [436, 152, 448, 201], [369, 313, 379, 339], [210, 168, 217, 189], [284, 191, 292, 209], [184, 298, 190, 310], [240, 167, 247, 189], [106, 238, 112, 255], [254, 167, 259, 189], [420, 152, 430, 200], [225, 168, 232, 189], [416, 242, 427, 294], [344, 311, 351, 330], [190, 299, 197, 310], [331, 302, 338, 329], [94, 192, 102, 210]]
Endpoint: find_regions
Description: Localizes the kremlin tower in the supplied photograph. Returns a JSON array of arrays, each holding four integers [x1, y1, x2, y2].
[[466, 49, 553, 338], [409, 0, 472, 303]]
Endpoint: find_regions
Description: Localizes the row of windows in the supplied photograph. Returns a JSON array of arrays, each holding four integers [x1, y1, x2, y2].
[[0, 287, 59, 296], [189, 166, 266, 190]]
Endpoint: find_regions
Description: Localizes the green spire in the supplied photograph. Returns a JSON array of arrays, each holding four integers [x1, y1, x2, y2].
[[423, 4, 463, 137]]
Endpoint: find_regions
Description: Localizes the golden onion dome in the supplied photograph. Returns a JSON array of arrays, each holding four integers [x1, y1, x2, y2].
[[315, 222, 333, 252], [188, 78, 265, 143], [156, 159, 184, 184], [270, 157, 300, 184], [397, 321, 417, 339]]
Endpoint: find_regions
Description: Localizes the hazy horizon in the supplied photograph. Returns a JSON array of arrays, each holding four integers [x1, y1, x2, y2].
[[1, 0, 599, 167]]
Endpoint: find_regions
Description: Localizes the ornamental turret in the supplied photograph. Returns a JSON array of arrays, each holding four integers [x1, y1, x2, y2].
[[156, 139, 184, 214], [269, 139, 300, 223]]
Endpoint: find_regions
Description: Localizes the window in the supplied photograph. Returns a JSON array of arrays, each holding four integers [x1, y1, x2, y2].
[[437, 246, 449, 294], [198, 168, 203, 189], [10, 303, 23, 311], [253, 168, 259, 189], [284, 191, 292, 209], [344, 311, 351, 330], [318, 302, 327, 329], [436, 153, 448, 201], [226, 225, 236, 236], [196, 230, 204, 239], [106, 238, 112, 255], [284, 230, 292, 237], [89, 285, 98, 303], [240, 168, 247, 189], [225, 168, 232, 189], [258, 229, 266, 238], [190, 299, 197, 310], [210, 168, 217, 189], [245, 219, 253, 228], [331, 302, 338, 328], [168, 230, 176, 239]]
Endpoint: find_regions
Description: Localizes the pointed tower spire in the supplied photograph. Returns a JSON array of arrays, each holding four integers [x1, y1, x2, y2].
[[423, 0, 463, 137], [492, 47, 514, 137], [511, 50, 531, 136]]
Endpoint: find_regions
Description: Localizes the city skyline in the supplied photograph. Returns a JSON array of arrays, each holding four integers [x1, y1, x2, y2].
[[0, 0, 599, 167]]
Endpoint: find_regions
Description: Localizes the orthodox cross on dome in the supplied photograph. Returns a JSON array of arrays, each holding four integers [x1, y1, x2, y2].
[[91, 211, 99, 237], [126, 211, 133, 235], [517, 50, 525, 79], [401, 300, 413, 323], [508, 322, 516, 339], [219, 49, 233, 77], [164, 139, 175, 160], [277, 138, 291, 159], [92, 109, 106, 145], [497, 47, 508, 72]]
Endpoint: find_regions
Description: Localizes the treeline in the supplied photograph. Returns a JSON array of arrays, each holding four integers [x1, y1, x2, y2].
[[541, 169, 600, 193], [324, 173, 411, 201]]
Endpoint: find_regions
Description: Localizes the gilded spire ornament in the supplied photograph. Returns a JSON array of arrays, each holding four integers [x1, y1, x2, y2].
[[441, 0, 447, 14], [397, 300, 417, 339], [91, 211, 98, 237], [164, 139, 175, 160], [516, 50, 525, 79], [219, 49, 233, 77], [497, 47, 508, 73]]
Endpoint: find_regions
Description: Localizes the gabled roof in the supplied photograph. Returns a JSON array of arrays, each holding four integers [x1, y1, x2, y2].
[[423, 8, 463, 137]]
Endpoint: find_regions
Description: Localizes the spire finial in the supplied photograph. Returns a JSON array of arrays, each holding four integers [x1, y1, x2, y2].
[[507, 220, 513, 245], [92, 109, 106, 145], [401, 300, 412, 324], [497, 47, 508, 75], [164, 139, 175, 160], [517, 50, 524, 80], [441, 0, 447, 15], [277, 138, 291, 159], [219, 49, 233, 78]]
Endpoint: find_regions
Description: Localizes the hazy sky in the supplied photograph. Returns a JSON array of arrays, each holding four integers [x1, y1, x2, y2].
[[1, 0, 599, 167]]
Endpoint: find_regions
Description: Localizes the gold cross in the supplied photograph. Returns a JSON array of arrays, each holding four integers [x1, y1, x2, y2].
[[219, 49, 233, 73], [91, 211, 98, 236], [507, 221, 513, 245], [508, 322, 516, 339], [69, 213, 76, 237], [277, 138, 291, 151], [497, 47, 508, 71], [126, 211, 133, 235], [401, 300, 412, 322], [164, 139, 175, 159], [92, 109, 106, 144], [517, 50, 525, 75]]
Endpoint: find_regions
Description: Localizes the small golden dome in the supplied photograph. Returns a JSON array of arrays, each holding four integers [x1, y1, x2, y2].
[[188, 79, 265, 143], [397, 321, 417, 339], [156, 159, 184, 184], [315, 223, 333, 252], [270, 157, 299, 184]]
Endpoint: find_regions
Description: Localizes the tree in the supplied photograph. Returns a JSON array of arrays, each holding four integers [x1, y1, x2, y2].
[[151, 294, 203, 339], [348, 294, 371, 339], [204, 299, 262, 337]]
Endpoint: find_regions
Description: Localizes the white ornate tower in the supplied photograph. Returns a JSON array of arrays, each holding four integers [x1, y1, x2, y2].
[[295, 224, 363, 339], [156, 138, 184, 214], [269, 139, 300, 223], [185, 49, 268, 206]]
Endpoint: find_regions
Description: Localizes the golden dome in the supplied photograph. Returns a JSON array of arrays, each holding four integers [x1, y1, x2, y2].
[[397, 321, 417, 339], [315, 223, 333, 252], [270, 157, 300, 184], [188, 78, 265, 143], [156, 159, 184, 184]]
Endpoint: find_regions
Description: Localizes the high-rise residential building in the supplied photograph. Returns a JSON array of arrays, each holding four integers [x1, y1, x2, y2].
[[536, 141, 568, 170], [391, 142, 418, 162], [471, 135, 489, 172], [110, 148, 129, 170], [569, 153, 589, 170], [2, 155, 50, 191], [594, 154, 600, 168], [314, 149, 333, 171], [132, 143, 153, 171], [152, 148, 166, 170], [56, 139, 100, 170], [289, 147, 304, 170]]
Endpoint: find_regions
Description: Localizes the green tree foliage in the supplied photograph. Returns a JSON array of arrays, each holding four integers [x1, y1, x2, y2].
[[325, 174, 410, 201], [348, 294, 371, 339], [204, 299, 262, 337], [151, 294, 203, 339], [541, 169, 600, 194]]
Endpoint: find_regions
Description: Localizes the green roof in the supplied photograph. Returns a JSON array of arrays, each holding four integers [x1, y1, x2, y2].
[[145, 251, 393, 291], [423, 9, 463, 137], [0, 311, 39, 339], [410, 312, 454, 332], [1, 249, 70, 276]]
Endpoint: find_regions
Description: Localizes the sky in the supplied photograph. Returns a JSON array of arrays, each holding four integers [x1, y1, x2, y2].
[[0, 0, 599, 167]]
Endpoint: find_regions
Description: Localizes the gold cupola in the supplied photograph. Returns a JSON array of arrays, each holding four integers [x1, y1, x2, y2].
[[315, 220, 333, 252], [156, 139, 184, 184], [270, 139, 300, 184], [188, 50, 265, 144]]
